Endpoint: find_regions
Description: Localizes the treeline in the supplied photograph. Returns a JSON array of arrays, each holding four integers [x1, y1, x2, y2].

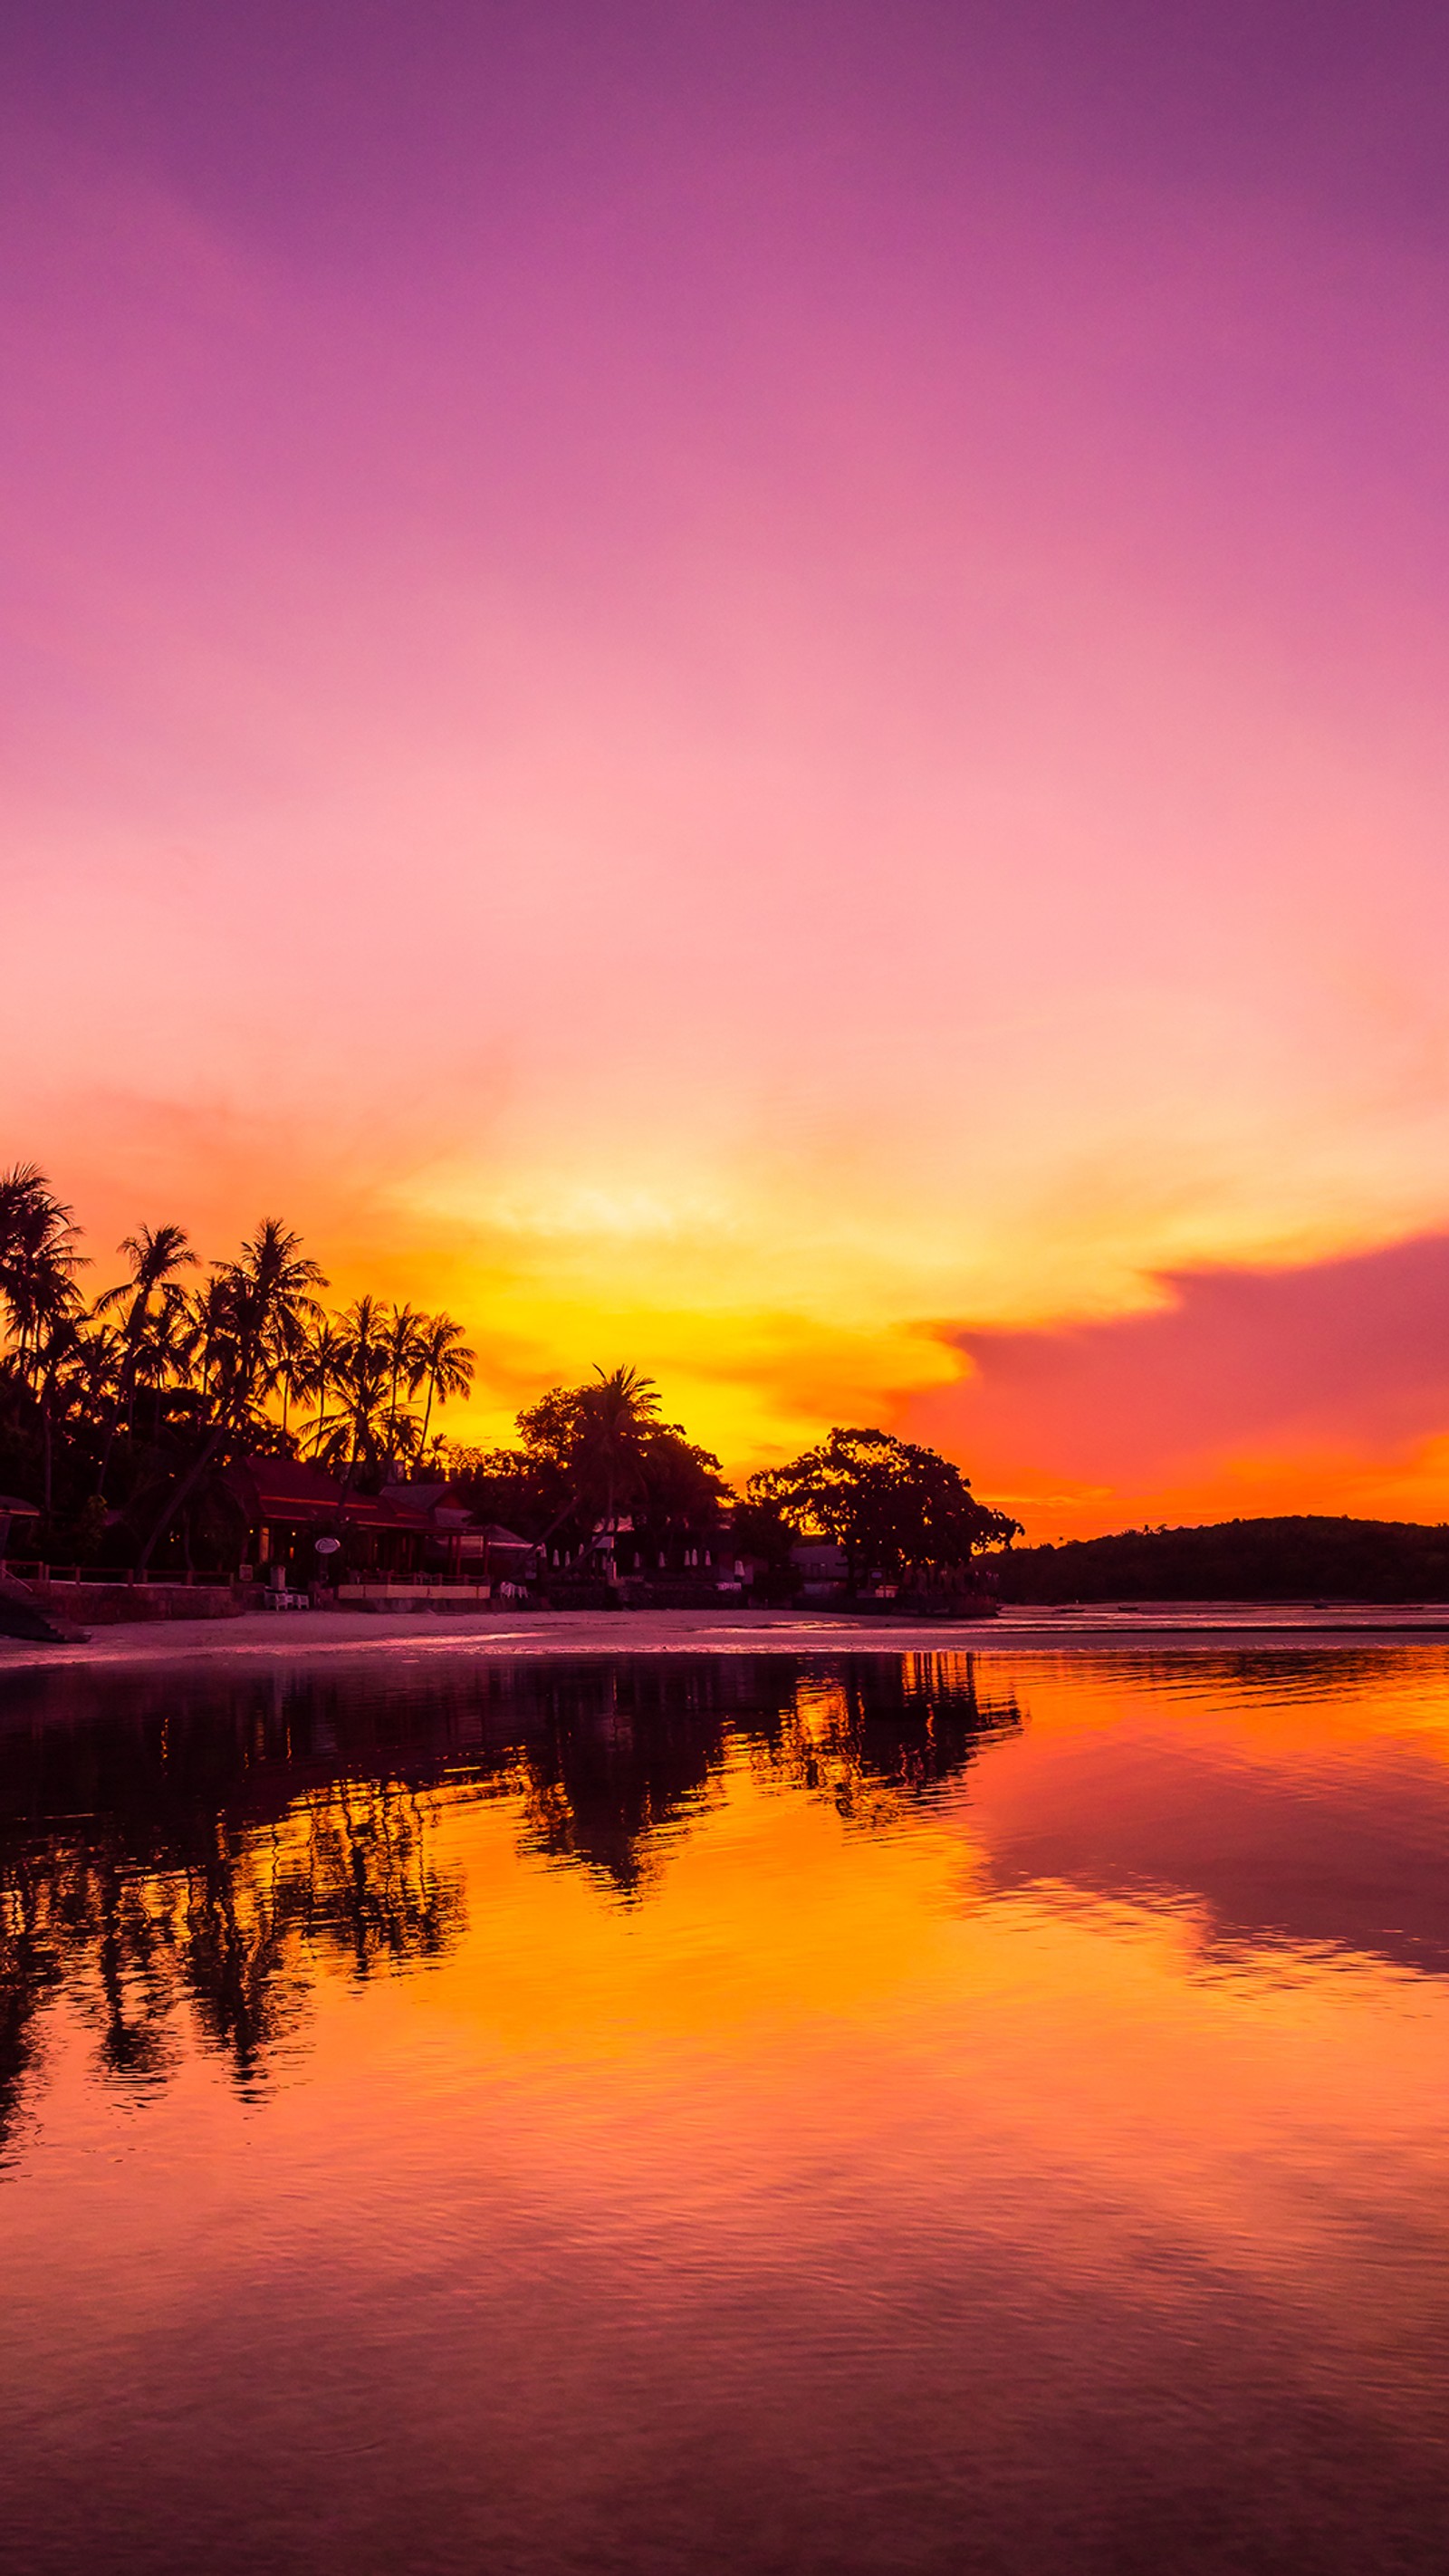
[[0, 1163, 475, 1571], [999, 1516, 1449, 1603], [451, 1415, 1021, 1587], [1, 1162, 1020, 1582]]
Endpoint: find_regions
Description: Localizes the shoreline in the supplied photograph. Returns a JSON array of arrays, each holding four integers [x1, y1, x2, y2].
[[6, 1600, 1449, 1676]]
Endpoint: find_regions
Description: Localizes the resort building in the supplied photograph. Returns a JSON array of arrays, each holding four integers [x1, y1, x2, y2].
[[223, 1458, 538, 1593]]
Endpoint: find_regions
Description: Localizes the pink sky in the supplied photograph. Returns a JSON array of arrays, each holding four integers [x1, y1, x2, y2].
[[5, 3, 1449, 1529]]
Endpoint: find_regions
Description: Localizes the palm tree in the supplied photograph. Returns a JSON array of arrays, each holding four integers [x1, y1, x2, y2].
[[415, 1312, 475, 1459], [32, 1302, 88, 1514], [72, 1314, 121, 1431], [308, 1296, 397, 1495], [574, 1365, 661, 1558], [93, 1224, 197, 1495], [0, 1168, 89, 1521], [222, 1221, 327, 1409], [0, 1161, 66, 1286], [298, 1315, 350, 1458], [0, 1165, 87, 1382], [180, 1271, 233, 1417], [380, 1302, 428, 1480], [0, 1162, 44, 1302], [138, 1221, 326, 1570], [264, 1294, 323, 1448], [121, 1279, 199, 1451]]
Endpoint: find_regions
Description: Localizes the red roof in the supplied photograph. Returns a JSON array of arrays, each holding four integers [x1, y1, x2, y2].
[[226, 1458, 437, 1532], [226, 1458, 345, 1520]]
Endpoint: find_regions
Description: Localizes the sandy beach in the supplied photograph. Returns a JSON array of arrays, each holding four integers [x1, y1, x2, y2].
[[5, 1599, 1449, 1677]]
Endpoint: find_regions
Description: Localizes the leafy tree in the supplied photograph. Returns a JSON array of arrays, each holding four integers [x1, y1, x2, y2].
[[443, 1438, 562, 1538], [263, 1295, 318, 1449], [631, 1425, 731, 1542], [0, 1175, 479, 1570], [748, 1427, 1020, 1589], [729, 1494, 800, 1593], [446, 1370, 726, 1570]]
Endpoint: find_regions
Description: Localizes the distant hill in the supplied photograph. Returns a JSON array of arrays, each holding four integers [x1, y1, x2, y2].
[[997, 1515, 1449, 1603]]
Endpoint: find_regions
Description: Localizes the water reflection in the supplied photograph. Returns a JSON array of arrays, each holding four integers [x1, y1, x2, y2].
[[3, 1648, 1447, 2576], [0, 1652, 1020, 2143], [511, 1654, 1022, 1889], [0, 1772, 469, 2139], [969, 1648, 1449, 1976]]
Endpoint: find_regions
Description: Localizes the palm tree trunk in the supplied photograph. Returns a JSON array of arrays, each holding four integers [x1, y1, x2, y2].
[[97, 1304, 145, 1498], [96, 1351, 132, 1503], [385, 1357, 399, 1481], [95, 1418, 116, 1502], [138, 1417, 231, 1571], [139, 1328, 261, 1572], [335, 1393, 365, 1512]]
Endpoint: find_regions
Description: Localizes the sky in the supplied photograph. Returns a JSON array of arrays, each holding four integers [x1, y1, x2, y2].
[[5, 0, 1449, 1533]]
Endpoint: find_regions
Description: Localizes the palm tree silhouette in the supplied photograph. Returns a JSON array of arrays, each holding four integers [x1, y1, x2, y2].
[[298, 1315, 349, 1458], [0, 1164, 87, 1384], [380, 1303, 428, 1480], [575, 1365, 662, 1560], [138, 1221, 326, 1570], [309, 1295, 398, 1495], [416, 1312, 475, 1460], [93, 1224, 198, 1497]]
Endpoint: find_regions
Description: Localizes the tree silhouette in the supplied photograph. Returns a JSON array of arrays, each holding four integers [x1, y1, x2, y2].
[[137, 1220, 328, 1570], [92, 1223, 197, 1498], [416, 1312, 475, 1459], [750, 1427, 1022, 1590]]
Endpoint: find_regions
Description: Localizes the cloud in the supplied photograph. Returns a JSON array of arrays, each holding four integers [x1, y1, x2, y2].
[[969, 1697, 1449, 1977], [910, 1232, 1449, 1533]]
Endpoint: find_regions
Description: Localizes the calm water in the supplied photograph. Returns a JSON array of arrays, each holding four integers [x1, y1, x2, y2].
[[2, 1645, 1446, 2574]]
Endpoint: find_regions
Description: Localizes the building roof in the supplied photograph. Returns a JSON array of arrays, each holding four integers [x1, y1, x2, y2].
[[377, 1481, 474, 1529], [225, 1458, 349, 1523], [791, 1539, 848, 1570], [226, 1458, 440, 1533], [226, 1461, 545, 1543]]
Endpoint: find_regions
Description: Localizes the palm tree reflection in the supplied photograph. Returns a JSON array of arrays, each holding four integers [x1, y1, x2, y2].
[[1, 1777, 467, 2135], [0, 1652, 1021, 2143]]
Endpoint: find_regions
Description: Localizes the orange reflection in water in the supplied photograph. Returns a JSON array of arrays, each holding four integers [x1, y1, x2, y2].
[[1, 1648, 1446, 2573]]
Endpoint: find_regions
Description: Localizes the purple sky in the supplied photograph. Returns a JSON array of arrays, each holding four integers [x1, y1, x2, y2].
[[5, 2, 1449, 1524]]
